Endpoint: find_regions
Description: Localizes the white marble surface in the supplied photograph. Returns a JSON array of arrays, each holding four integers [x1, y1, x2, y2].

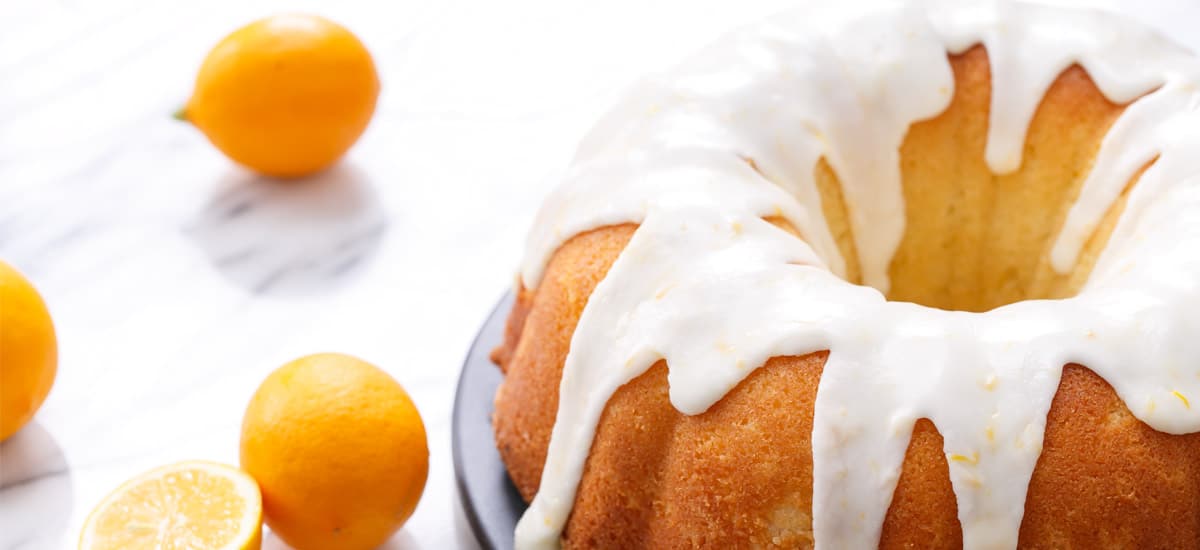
[[0, 1, 1196, 549]]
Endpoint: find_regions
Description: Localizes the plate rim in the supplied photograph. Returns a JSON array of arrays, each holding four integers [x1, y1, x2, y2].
[[452, 292, 521, 550]]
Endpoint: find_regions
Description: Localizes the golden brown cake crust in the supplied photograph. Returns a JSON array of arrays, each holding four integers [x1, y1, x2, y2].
[[492, 49, 1200, 549]]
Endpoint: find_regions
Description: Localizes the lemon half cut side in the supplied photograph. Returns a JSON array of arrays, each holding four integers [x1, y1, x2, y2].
[[79, 460, 262, 550]]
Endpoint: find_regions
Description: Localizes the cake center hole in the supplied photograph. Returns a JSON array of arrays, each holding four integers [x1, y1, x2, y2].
[[760, 48, 1144, 313]]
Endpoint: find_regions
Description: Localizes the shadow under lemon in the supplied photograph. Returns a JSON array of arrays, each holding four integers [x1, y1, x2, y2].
[[0, 421, 73, 548], [262, 525, 422, 550], [186, 163, 387, 297]]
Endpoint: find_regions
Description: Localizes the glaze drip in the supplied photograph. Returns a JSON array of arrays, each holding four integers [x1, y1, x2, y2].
[[513, 1, 1200, 548]]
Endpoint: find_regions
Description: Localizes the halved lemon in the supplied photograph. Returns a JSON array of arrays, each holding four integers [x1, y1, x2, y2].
[[79, 460, 262, 550]]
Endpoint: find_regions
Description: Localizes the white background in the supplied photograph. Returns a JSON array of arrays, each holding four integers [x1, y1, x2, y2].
[[0, 0, 1196, 548]]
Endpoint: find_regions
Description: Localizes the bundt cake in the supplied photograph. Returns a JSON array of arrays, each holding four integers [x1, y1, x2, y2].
[[491, 1, 1200, 547]]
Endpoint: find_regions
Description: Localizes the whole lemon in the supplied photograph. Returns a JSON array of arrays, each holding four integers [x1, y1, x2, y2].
[[0, 261, 57, 441], [240, 353, 428, 550], [181, 14, 380, 178]]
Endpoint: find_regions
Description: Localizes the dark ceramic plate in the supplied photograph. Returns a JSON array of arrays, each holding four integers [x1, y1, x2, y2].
[[453, 293, 525, 550]]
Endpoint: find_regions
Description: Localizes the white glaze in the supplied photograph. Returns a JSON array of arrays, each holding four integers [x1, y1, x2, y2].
[[512, 0, 1200, 548]]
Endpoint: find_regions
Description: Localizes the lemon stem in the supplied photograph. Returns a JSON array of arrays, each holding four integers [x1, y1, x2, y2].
[[172, 106, 189, 122]]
